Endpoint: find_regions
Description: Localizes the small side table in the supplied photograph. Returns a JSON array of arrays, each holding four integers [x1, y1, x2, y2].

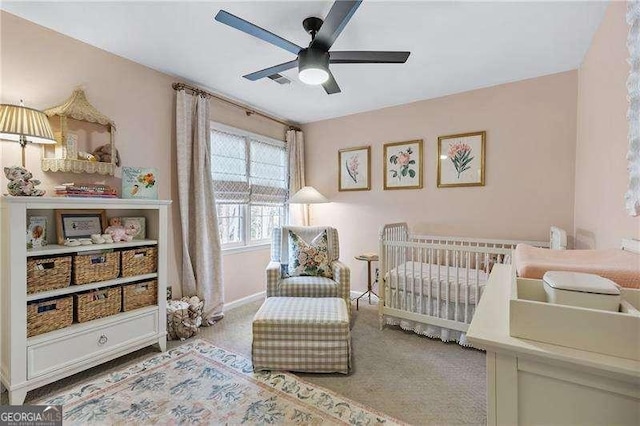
[[354, 254, 379, 310]]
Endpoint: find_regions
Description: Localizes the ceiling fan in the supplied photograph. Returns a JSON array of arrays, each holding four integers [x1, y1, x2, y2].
[[214, 1, 410, 94]]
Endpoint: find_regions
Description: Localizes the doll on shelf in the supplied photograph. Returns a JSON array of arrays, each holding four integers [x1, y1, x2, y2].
[[104, 217, 136, 242]]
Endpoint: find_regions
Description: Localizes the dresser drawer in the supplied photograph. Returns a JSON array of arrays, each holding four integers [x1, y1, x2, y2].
[[28, 310, 158, 379]]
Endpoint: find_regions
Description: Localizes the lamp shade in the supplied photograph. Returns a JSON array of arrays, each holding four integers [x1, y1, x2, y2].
[[0, 104, 56, 145], [288, 186, 329, 204]]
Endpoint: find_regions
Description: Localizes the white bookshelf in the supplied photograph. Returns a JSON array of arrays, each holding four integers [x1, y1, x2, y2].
[[0, 197, 170, 405]]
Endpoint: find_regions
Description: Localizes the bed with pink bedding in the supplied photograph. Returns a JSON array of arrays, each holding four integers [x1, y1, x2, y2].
[[515, 244, 640, 289]]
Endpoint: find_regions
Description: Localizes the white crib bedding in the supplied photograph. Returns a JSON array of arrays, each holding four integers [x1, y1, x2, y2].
[[385, 261, 488, 304]]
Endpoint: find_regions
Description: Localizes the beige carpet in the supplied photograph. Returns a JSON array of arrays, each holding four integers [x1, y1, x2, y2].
[[3, 299, 486, 425]]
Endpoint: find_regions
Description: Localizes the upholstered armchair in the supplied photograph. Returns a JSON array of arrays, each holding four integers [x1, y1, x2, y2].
[[266, 226, 351, 315]]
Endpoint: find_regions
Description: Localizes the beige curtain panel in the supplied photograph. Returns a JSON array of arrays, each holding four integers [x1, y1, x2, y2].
[[287, 129, 306, 225], [175, 90, 224, 325]]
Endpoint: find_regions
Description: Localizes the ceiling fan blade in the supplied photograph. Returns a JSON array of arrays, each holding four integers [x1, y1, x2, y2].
[[311, 1, 362, 51], [215, 10, 302, 55], [268, 74, 292, 85], [243, 60, 298, 81], [330, 51, 411, 64], [322, 71, 341, 95]]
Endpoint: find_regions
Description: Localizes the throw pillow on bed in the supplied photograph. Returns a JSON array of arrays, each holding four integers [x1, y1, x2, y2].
[[285, 229, 333, 278]]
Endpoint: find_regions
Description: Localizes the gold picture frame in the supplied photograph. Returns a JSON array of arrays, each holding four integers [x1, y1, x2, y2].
[[338, 145, 371, 191], [383, 139, 423, 190], [55, 209, 107, 245], [437, 131, 486, 188]]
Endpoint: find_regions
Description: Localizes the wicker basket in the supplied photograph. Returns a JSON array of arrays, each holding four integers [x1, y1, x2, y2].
[[73, 251, 120, 285], [122, 280, 157, 311], [121, 247, 157, 277], [27, 256, 72, 294], [75, 286, 121, 323], [27, 296, 73, 337]]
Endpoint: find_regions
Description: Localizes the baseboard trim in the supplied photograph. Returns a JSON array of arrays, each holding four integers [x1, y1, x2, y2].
[[224, 291, 266, 311]]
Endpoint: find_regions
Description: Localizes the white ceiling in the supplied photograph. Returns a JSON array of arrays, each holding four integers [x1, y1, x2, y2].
[[2, 1, 608, 124]]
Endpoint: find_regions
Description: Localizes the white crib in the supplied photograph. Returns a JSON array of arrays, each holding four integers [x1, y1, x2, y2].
[[378, 223, 548, 346]]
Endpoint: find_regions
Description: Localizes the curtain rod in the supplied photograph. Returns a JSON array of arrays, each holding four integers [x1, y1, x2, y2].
[[172, 82, 300, 131]]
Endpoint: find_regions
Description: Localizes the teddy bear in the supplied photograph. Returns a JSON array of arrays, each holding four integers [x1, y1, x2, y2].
[[104, 217, 136, 242], [3, 166, 45, 196], [92, 144, 121, 166]]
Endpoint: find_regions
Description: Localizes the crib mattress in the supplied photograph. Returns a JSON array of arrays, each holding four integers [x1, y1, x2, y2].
[[385, 261, 488, 304], [515, 244, 640, 289]]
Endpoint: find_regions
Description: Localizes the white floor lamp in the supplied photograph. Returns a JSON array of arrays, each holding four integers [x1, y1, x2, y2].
[[288, 186, 329, 226]]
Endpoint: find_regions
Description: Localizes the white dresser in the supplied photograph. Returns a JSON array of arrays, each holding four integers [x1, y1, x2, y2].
[[0, 197, 170, 405], [467, 265, 640, 426]]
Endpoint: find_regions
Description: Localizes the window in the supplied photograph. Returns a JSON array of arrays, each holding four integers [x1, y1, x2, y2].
[[210, 123, 287, 248]]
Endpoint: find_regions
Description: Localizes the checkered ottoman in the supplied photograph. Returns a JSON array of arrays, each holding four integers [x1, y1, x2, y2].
[[252, 297, 351, 374]]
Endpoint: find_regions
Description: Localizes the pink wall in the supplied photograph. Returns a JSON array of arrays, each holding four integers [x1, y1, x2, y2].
[[6, 3, 633, 302], [304, 72, 578, 291], [574, 1, 639, 249], [0, 12, 285, 303]]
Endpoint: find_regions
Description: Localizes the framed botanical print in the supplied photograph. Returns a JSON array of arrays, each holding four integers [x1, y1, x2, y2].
[[338, 146, 371, 191], [383, 139, 423, 190], [437, 131, 486, 188]]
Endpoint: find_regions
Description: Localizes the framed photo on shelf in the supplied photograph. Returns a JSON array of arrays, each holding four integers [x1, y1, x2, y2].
[[121, 216, 146, 240], [437, 131, 486, 188], [338, 146, 371, 191], [26, 216, 47, 249], [122, 167, 158, 200], [55, 209, 107, 245], [383, 139, 423, 190]]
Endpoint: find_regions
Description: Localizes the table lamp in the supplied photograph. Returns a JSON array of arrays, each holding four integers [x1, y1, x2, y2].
[[288, 186, 329, 225], [0, 102, 56, 167]]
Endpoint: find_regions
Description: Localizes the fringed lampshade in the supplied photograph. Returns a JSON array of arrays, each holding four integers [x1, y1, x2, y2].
[[0, 103, 56, 166]]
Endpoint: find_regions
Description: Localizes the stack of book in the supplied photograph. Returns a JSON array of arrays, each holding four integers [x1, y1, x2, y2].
[[54, 183, 118, 198]]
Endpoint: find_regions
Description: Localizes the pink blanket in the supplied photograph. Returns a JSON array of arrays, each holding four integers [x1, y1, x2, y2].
[[515, 244, 640, 289]]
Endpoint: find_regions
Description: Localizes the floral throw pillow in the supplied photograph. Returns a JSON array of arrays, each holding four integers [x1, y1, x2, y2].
[[286, 230, 333, 278]]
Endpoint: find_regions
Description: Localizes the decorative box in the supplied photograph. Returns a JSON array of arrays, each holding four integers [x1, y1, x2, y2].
[[543, 271, 621, 312]]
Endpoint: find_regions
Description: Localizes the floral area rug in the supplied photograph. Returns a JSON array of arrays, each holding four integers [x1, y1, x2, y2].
[[35, 339, 403, 425]]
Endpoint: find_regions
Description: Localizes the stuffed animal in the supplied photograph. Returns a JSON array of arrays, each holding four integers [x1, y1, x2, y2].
[[3, 166, 45, 196], [92, 144, 121, 166], [104, 217, 136, 242]]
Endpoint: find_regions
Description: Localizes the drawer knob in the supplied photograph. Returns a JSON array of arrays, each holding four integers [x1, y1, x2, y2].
[[98, 334, 108, 345]]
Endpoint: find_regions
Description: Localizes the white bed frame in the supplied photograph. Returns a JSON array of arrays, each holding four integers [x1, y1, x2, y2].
[[378, 223, 549, 337]]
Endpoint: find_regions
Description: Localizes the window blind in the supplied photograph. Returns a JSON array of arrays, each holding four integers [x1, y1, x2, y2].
[[211, 126, 287, 204], [250, 138, 287, 204]]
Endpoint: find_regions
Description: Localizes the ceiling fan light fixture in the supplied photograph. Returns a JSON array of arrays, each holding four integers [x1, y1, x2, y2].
[[299, 68, 329, 85], [298, 48, 330, 85]]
